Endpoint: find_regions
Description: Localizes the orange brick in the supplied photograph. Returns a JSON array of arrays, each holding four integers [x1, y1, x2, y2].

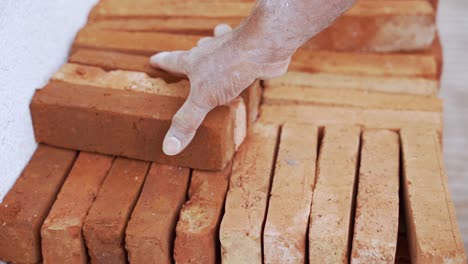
[[265, 71, 439, 96], [126, 164, 190, 264], [41, 153, 113, 264], [400, 128, 467, 263], [263, 85, 442, 112], [259, 104, 442, 134], [308, 125, 361, 263], [174, 163, 232, 264], [0, 145, 76, 263], [83, 158, 149, 264], [69, 49, 183, 83], [219, 123, 279, 263], [263, 123, 318, 263], [73, 27, 199, 56], [30, 80, 246, 170], [350, 130, 400, 263]]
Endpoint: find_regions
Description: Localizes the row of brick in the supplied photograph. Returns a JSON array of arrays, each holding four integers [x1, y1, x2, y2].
[[1, 124, 465, 263], [84, 0, 437, 52]]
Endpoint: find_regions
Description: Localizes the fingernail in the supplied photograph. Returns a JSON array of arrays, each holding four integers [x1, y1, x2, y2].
[[150, 52, 168, 66], [163, 136, 181, 156]]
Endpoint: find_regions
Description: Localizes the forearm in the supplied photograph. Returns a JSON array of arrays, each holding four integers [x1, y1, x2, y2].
[[235, 0, 356, 62]]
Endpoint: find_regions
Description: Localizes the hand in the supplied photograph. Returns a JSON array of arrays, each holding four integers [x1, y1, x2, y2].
[[150, 24, 290, 156]]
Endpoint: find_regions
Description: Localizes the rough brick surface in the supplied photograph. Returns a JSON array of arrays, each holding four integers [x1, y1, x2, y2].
[[401, 128, 467, 263], [265, 71, 439, 96], [219, 123, 279, 263], [41, 152, 113, 264], [30, 81, 246, 170], [260, 104, 442, 134], [69, 49, 183, 83], [308, 125, 360, 263], [290, 48, 438, 79], [350, 130, 400, 264], [0, 145, 76, 264], [263, 123, 318, 263], [83, 158, 149, 264], [126, 164, 190, 264], [174, 163, 232, 264], [73, 27, 198, 56], [263, 86, 442, 112]]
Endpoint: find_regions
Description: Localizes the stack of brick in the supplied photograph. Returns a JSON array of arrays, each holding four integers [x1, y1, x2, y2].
[[1, 0, 467, 263]]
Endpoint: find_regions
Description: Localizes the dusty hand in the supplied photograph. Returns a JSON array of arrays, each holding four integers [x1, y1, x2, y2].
[[150, 24, 290, 156]]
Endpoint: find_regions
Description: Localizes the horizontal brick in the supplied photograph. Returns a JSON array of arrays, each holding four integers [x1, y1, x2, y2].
[[90, 0, 435, 52], [30, 80, 246, 170], [263, 123, 318, 263], [41, 152, 113, 264], [263, 85, 442, 112], [0, 145, 76, 263], [400, 128, 467, 263], [69, 49, 183, 83], [259, 104, 442, 134], [308, 125, 361, 263], [265, 71, 439, 96], [290, 46, 439, 80], [126, 164, 190, 264], [54, 62, 260, 126], [174, 163, 232, 264], [350, 130, 400, 264], [73, 27, 199, 56], [219, 123, 279, 263], [83, 158, 149, 264]]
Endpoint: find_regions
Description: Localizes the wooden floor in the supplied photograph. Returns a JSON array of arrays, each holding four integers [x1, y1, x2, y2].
[[438, 0, 468, 252]]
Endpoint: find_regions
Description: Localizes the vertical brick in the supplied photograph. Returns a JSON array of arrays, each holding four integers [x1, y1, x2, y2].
[[350, 130, 400, 263], [309, 125, 361, 263], [41, 153, 113, 264], [0, 145, 76, 263], [174, 163, 232, 264], [83, 158, 149, 264], [219, 123, 279, 263], [400, 128, 467, 263], [263, 123, 318, 263], [125, 164, 190, 264]]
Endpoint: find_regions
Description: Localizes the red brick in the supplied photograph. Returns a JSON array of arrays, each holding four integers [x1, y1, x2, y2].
[[308, 125, 360, 263], [174, 163, 232, 264], [401, 128, 467, 263], [83, 158, 149, 264], [30, 80, 246, 170], [0, 145, 76, 263], [126, 164, 190, 264], [263, 123, 318, 263], [41, 152, 113, 264], [219, 123, 279, 263], [350, 130, 400, 263]]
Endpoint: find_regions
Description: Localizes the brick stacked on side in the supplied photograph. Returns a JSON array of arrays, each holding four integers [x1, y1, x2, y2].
[[219, 123, 279, 263], [41, 153, 113, 264], [174, 163, 232, 264], [401, 128, 467, 263], [350, 130, 400, 263], [126, 164, 190, 264], [0, 145, 77, 264], [263, 123, 318, 263], [83, 158, 149, 264], [308, 125, 361, 263]]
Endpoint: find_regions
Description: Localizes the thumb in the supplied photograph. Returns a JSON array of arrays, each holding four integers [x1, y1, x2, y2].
[[163, 96, 211, 156]]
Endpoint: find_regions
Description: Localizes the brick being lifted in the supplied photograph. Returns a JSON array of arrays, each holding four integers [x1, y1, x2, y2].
[[30, 65, 247, 170], [0, 145, 77, 264]]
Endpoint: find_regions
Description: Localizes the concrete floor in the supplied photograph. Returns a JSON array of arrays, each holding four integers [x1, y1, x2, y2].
[[438, 0, 468, 253]]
